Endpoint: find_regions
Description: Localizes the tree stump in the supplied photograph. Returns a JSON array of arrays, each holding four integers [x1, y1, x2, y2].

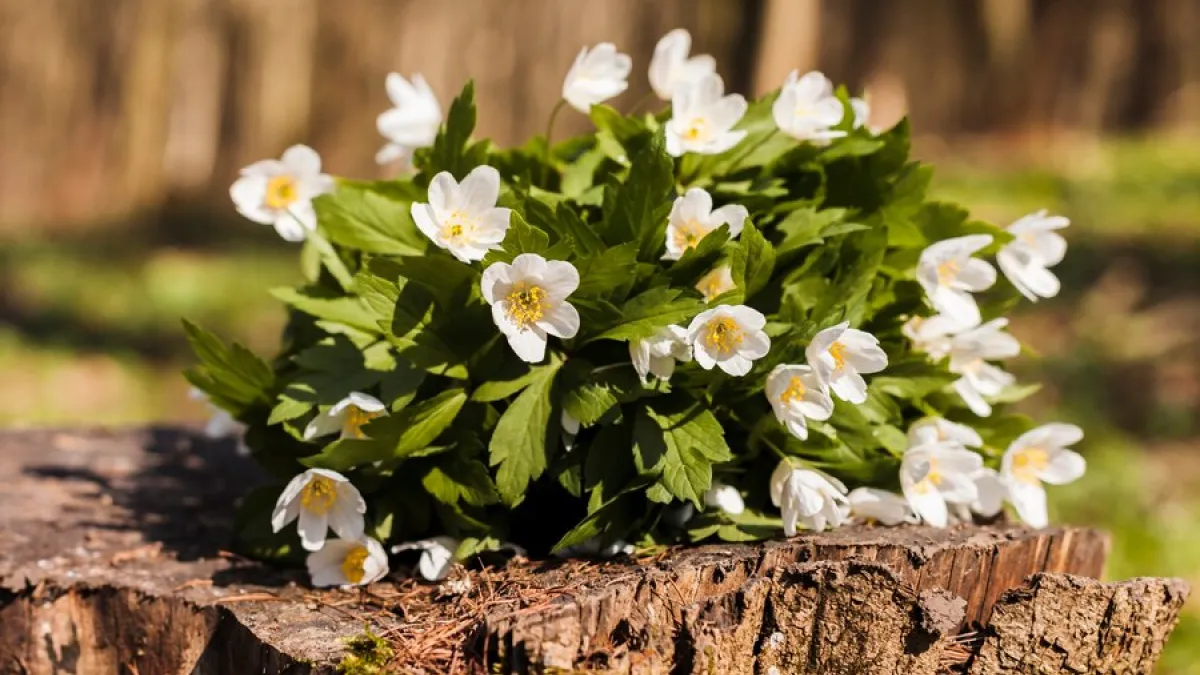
[[0, 429, 1188, 674]]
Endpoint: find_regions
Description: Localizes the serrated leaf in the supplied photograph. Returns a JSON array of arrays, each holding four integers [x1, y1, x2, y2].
[[182, 319, 273, 412], [421, 80, 480, 178], [733, 220, 776, 298], [489, 355, 564, 506], [646, 401, 733, 507], [472, 361, 558, 403], [584, 287, 704, 343], [483, 211, 551, 265], [423, 457, 501, 507], [601, 134, 675, 260], [574, 242, 639, 299], [314, 186, 427, 256]]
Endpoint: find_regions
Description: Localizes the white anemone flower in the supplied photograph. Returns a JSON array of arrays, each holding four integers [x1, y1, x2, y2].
[[846, 488, 917, 526], [272, 468, 367, 551], [562, 42, 632, 113], [770, 461, 848, 536], [303, 392, 388, 441], [771, 70, 846, 143], [907, 417, 983, 449], [392, 536, 459, 582], [665, 73, 748, 156], [696, 265, 736, 302], [411, 165, 511, 263], [663, 188, 748, 261], [850, 97, 870, 129], [630, 325, 692, 384], [307, 536, 389, 587], [687, 305, 770, 376], [375, 73, 442, 166], [805, 322, 888, 404], [899, 441, 984, 528], [704, 481, 745, 515], [947, 319, 1021, 417], [916, 235, 997, 327], [949, 467, 1007, 523], [1001, 424, 1086, 528], [997, 210, 1070, 302], [765, 364, 834, 440], [772, 69, 849, 141], [229, 144, 334, 242], [481, 254, 580, 363], [649, 28, 717, 100], [901, 313, 967, 361]]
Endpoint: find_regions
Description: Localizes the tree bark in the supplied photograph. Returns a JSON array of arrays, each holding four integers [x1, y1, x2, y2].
[[0, 429, 1188, 674]]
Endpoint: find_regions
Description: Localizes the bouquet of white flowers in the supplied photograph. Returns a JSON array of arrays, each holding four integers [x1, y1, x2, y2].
[[187, 30, 1084, 587]]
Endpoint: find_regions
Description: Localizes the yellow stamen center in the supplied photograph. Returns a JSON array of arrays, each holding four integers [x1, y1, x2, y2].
[[704, 317, 743, 354], [341, 545, 369, 584], [683, 117, 708, 141], [300, 475, 338, 515], [915, 459, 943, 494], [343, 406, 383, 439], [1011, 447, 1049, 484], [936, 259, 961, 285], [829, 342, 847, 371], [265, 175, 299, 210], [779, 376, 806, 406], [440, 211, 473, 245], [505, 282, 548, 328], [672, 219, 708, 252]]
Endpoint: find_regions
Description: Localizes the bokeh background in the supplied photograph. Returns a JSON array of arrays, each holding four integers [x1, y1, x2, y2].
[[1, 0, 1198, 669]]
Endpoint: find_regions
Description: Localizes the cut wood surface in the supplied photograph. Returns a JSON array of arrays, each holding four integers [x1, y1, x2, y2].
[[0, 428, 1188, 674]]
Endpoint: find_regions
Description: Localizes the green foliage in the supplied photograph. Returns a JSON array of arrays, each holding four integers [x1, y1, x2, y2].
[[186, 80, 1037, 557]]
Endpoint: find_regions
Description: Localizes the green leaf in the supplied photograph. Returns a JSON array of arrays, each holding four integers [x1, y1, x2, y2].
[[574, 242, 639, 299], [665, 226, 731, 285], [182, 320, 273, 412], [271, 287, 381, 334], [423, 457, 501, 507], [422, 80, 480, 178], [600, 134, 675, 260], [489, 355, 564, 506], [472, 361, 558, 402], [583, 421, 634, 511], [388, 254, 479, 308], [732, 220, 776, 298], [483, 211, 551, 265], [585, 287, 704, 343], [776, 207, 851, 255], [646, 401, 733, 507], [300, 389, 467, 471], [313, 186, 427, 256]]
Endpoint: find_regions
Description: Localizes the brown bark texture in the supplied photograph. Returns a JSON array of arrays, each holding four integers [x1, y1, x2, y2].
[[0, 428, 1188, 674]]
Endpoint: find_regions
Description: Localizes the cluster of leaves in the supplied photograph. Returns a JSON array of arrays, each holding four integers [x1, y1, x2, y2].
[[186, 81, 1037, 562]]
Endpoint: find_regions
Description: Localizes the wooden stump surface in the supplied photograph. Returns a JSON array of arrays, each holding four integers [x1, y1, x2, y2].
[[0, 428, 1188, 674]]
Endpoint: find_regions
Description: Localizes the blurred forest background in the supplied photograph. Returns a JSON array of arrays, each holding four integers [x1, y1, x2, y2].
[[1, 0, 1198, 670]]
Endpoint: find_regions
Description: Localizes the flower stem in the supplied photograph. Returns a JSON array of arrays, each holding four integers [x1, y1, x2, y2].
[[543, 99, 568, 164], [626, 90, 657, 116]]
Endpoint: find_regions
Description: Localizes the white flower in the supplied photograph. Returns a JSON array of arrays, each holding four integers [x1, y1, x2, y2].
[[392, 536, 459, 581], [307, 536, 389, 587], [997, 210, 1070, 302], [899, 441, 984, 527], [850, 97, 870, 129], [272, 468, 367, 551], [902, 313, 967, 361], [411, 165, 511, 263], [704, 481, 745, 515], [805, 322, 888, 404], [770, 461, 848, 536], [229, 145, 334, 242], [846, 488, 917, 526], [562, 42, 632, 113], [662, 188, 748, 261], [303, 392, 388, 441], [630, 325, 692, 383], [481, 254, 580, 363], [907, 417, 982, 448], [665, 73, 747, 156], [916, 235, 997, 327], [375, 73, 442, 166], [561, 410, 581, 450], [649, 28, 717, 100], [765, 364, 833, 440], [696, 265, 736, 302], [687, 305, 770, 376], [1001, 424, 1085, 528], [949, 467, 1007, 523], [947, 319, 1021, 417], [771, 70, 846, 143]]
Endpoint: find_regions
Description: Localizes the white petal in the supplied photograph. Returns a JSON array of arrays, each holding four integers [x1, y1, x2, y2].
[[542, 260, 580, 298], [412, 203, 442, 246], [281, 144, 322, 177], [304, 409, 348, 440], [829, 371, 868, 404], [956, 258, 997, 292], [1040, 449, 1086, 485], [1007, 480, 1048, 528], [346, 392, 386, 413], [930, 287, 981, 328], [328, 495, 366, 541], [693, 343, 717, 370], [511, 253, 549, 280], [972, 470, 1006, 517], [711, 205, 749, 238], [360, 538, 391, 584], [418, 538, 457, 581], [738, 330, 771, 360], [536, 301, 580, 339], [507, 328, 548, 363], [905, 483, 948, 527], [427, 172, 459, 213], [459, 165, 501, 213], [717, 353, 753, 376], [1013, 423, 1084, 452], [297, 509, 330, 551], [230, 175, 274, 224], [480, 262, 512, 304], [727, 305, 767, 331]]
